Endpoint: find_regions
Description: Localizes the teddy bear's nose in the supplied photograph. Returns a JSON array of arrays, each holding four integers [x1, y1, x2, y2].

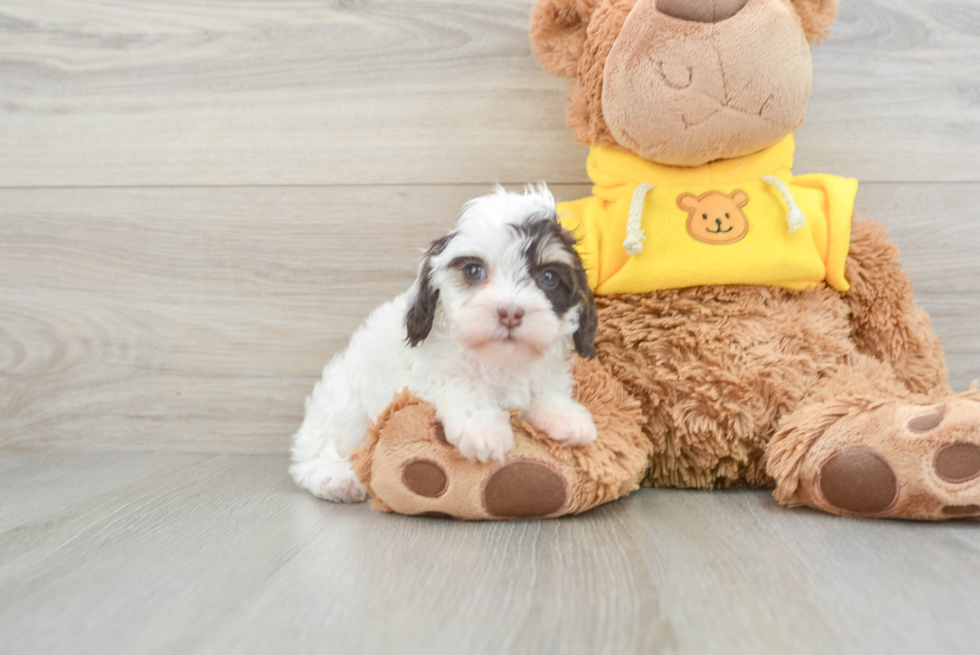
[[656, 0, 748, 23]]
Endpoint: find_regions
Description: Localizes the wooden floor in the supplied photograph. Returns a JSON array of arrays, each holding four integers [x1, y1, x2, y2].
[[2, 0, 980, 653], [2, 452, 979, 655]]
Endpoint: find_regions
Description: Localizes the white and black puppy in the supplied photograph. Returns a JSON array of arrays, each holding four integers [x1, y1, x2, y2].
[[290, 185, 599, 503]]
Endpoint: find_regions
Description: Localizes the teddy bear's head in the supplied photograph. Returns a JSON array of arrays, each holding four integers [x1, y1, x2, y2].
[[531, 0, 839, 167]]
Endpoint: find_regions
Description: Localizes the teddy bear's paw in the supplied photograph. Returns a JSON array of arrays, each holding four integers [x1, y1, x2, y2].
[[802, 394, 980, 520], [365, 409, 573, 520], [360, 370, 650, 520], [291, 457, 368, 503]]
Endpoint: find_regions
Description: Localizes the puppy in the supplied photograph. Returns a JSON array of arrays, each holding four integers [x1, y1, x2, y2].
[[290, 185, 599, 503]]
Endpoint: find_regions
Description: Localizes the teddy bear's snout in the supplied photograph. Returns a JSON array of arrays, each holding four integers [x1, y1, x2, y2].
[[656, 0, 748, 24]]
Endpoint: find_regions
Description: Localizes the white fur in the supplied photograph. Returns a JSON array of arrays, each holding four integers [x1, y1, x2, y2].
[[290, 185, 597, 502]]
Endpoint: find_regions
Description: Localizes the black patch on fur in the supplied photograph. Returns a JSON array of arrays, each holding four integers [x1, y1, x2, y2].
[[517, 215, 598, 358], [405, 233, 453, 347]]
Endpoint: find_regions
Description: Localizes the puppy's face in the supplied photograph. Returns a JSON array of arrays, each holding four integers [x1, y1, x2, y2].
[[405, 187, 597, 368]]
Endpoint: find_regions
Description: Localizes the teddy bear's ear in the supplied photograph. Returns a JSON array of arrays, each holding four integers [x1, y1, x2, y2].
[[677, 193, 699, 212], [730, 190, 750, 208], [530, 0, 596, 78], [790, 0, 839, 44]]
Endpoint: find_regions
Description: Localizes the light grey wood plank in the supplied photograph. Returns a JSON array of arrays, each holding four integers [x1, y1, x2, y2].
[[0, 452, 978, 655], [0, 0, 586, 187], [0, 0, 978, 187], [0, 452, 323, 655], [0, 184, 589, 453], [0, 452, 219, 582], [1, 183, 979, 453], [854, 184, 980, 391], [798, 0, 980, 181]]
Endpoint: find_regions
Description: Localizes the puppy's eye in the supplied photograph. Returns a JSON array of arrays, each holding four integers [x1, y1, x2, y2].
[[537, 269, 559, 289], [464, 264, 486, 283]]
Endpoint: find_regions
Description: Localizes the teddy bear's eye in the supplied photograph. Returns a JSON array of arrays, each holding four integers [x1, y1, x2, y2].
[[725, 213, 730, 218], [702, 214, 708, 220]]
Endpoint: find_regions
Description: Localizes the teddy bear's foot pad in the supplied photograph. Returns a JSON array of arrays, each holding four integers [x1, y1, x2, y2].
[[483, 461, 567, 518], [802, 393, 980, 520], [401, 459, 449, 498], [818, 447, 899, 515]]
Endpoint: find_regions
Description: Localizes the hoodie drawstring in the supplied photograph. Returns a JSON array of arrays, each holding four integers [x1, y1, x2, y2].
[[761, 175, 806, 233], [624, 183, 655, 256]]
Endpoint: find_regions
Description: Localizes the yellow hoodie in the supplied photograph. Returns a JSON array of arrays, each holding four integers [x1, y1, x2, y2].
[[558, 135, 858, 295]]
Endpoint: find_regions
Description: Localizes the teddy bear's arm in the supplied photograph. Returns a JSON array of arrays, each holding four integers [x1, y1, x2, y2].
[[843, 217, 950, 399]]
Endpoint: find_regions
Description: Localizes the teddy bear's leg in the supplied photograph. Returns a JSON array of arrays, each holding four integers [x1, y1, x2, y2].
[[353, 397, 575, 519], [767, 355, 980, 520], [349, 359, 651, 520], [843, 217, 950, 399]]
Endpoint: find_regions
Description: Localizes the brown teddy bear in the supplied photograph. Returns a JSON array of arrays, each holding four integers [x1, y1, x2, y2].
[[351, 0, 980, 521]]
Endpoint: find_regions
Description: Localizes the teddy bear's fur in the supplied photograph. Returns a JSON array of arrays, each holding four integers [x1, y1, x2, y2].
[[351, 0, 980, 520]]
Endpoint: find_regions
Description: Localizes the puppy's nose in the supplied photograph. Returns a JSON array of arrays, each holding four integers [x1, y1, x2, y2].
[[657, 0, 748, 23], [497, 306, 525, 329]]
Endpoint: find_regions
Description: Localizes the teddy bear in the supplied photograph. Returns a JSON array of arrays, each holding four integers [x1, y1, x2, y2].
[[350, 0, 980, 521]]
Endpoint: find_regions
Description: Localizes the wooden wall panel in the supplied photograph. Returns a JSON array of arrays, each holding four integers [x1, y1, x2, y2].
[[0, 0, 978, 187], [2, 183, 978, 452]]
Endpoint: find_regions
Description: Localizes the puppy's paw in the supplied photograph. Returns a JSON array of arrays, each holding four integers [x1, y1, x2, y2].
[[443, 411, 514, 463], [528, 402, 597, 448], [290, 457, 368, 503]]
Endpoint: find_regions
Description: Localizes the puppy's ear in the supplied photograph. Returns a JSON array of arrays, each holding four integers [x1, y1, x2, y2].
[[552, 222, 598, 358], [567, 235, 599, 359], [405, 267, 439, 347], [790, 0, 839, 44], [530, 0, 596, 78], [573, 288, 599, 359], [405, 234, 451, 347]]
